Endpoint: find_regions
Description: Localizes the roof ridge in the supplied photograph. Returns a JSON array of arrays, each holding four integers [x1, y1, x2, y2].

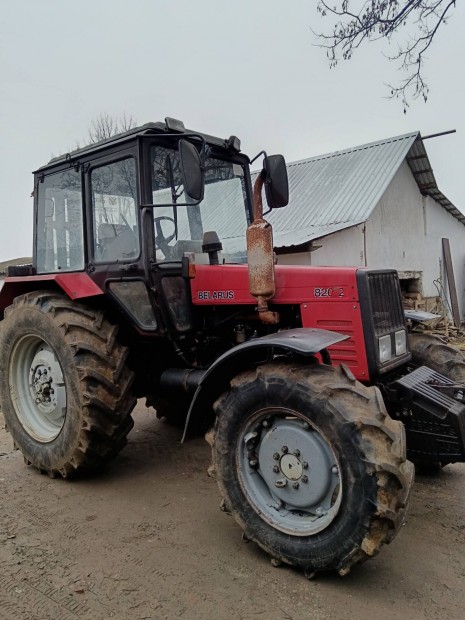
[[288, 131, 420, 168]]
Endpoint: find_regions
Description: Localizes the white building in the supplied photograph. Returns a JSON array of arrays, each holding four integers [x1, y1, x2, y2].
[[266, 132, 465, 319]]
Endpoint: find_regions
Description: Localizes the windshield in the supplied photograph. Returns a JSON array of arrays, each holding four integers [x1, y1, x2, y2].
[[151, 145, 249, 263]]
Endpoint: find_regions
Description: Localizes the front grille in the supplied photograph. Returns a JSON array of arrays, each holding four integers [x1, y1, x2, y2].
[[357, 269, 410, 377], [366, 271, 405, 336]]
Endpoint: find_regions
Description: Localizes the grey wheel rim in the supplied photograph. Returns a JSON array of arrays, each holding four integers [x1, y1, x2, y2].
[[238, 407, 342, 536], [9, 335, 67, 442]]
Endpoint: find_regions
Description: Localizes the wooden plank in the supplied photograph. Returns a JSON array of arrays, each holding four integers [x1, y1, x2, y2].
[[442, 238, 461, 329]]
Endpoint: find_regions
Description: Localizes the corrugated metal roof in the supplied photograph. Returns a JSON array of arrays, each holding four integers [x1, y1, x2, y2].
[[406, 137, 465, 225], [252, 132, 463, 249]]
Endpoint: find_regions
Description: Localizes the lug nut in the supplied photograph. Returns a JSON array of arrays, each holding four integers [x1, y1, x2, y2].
[[282, 446, 288, 454], [249, 459, 258, 468], [331, 466, 339, 475], [262, 420, 270, 428], [293, 482, 300, 489], [302, 461, 309, 469], [275, 479, 287, 488], [293, 449, 300, 457], [273, 452, 280, 461], [301, 475, 308, 483], [273, 465, 280, 473]]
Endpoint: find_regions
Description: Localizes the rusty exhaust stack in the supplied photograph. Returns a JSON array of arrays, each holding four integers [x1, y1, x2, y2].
[[246, 173, 279, 324]]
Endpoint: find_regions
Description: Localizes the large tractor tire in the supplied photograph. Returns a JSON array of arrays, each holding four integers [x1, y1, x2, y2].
[[213, 361, 414, 576], [0, 291, 136, 478], [408, 333, 465, 382]]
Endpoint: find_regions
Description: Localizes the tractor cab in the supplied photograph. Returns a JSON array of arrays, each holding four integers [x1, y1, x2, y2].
[[35, 119, 252, 267], [30, 118, 288, 338]]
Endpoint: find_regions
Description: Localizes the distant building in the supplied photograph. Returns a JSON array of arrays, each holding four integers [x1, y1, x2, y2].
[[0, 258, 32, 282]]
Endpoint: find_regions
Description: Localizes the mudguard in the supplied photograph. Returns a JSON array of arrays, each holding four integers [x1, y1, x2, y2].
[[182, 327, 348, 439], [0, 273, 103, 314]]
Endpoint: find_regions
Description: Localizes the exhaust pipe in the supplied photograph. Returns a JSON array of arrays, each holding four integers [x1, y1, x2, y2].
[[246, 173, 279, 325]]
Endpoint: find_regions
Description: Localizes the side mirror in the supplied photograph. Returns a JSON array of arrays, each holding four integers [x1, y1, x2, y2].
[[263, 154, 289, 209], [179, 139, 205, 202]]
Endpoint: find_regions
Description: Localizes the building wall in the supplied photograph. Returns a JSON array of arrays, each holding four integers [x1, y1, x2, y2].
[[365, 161, 465, 314], [276, 226, 365, 267], [277, 160, 465, 317], [424, 194, 465, 316], [277, 251, 313, 266], [365, 161, 425, 273]]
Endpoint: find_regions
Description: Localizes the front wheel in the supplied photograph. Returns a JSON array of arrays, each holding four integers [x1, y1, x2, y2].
[[213, 361, 414, 576]]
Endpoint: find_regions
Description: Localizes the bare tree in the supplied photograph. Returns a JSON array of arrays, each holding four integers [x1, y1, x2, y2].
[[88, 112, 137, 143], [314, 1, 457, 110]]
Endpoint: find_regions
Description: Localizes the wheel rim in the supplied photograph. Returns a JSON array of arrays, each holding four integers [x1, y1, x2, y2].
[[9, 335, 67, 442], [237, 408, 342, 536]]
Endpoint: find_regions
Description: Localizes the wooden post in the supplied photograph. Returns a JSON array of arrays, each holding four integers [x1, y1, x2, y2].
[[442, 238, 461, 331]]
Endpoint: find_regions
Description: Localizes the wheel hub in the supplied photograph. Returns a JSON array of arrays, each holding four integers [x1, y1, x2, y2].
[[239, 411, 342, 535], [29, 347, 63, 420], [279, 453, 303, 480], [32, 367, 54, 405], [256, 418, 337, 510]]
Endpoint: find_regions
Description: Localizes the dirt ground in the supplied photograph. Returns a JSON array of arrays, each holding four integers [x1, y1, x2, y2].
[[1, 403, 464, 620]]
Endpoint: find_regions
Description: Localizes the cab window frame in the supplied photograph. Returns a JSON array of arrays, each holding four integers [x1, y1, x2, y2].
[[86, 149, 141, 266], [34, 166, 85, 275]]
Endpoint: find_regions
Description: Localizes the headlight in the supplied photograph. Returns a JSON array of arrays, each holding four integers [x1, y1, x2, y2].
[[378, 334, 392, 363], [395, 330, 407, 356]]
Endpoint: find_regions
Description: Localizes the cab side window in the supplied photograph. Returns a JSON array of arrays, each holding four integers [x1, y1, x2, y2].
[[91, 158, 139, 263], [36, 168, 84, 273]]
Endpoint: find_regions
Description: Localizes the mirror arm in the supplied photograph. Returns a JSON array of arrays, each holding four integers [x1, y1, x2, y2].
[[250, 150, 267, 166], [253, 173, 264, 221]]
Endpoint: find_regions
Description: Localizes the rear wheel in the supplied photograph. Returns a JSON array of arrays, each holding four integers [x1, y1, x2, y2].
[[0, 292, 136, 478], [213, 361, 414, 575]]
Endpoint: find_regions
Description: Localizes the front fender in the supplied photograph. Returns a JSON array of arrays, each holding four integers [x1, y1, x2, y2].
[[182, 327, 348, 439]]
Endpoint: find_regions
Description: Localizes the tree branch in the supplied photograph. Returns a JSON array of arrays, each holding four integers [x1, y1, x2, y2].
[[314, 0, 457, 107]]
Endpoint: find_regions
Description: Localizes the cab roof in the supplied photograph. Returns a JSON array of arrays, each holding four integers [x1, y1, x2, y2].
[[35, 119, 242, 173]]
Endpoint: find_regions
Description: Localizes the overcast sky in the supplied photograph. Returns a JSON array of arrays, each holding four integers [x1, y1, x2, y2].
[[1, 0, 464, 262]]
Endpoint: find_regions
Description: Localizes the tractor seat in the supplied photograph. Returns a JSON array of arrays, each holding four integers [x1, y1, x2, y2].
[[97, 223, 138, 262]]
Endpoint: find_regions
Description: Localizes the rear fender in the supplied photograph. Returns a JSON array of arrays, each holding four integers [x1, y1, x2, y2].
[[182, 327, 348, 439], [0, 273, 103, 316]]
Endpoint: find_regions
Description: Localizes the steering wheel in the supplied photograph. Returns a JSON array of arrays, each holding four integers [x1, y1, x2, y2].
[[154, 216, 176, 258]]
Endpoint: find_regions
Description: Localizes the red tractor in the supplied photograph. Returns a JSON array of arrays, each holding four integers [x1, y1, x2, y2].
[[1, 118, 464, 576]]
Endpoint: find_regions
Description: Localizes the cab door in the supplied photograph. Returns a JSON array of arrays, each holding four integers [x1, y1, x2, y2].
[[85, 148, 158, 332]]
